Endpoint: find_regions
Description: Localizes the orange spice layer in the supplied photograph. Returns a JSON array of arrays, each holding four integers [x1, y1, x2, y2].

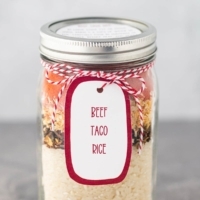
[[42, 69, 154, 109]]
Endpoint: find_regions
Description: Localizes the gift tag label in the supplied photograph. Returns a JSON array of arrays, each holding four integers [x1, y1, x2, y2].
[[65, 77, 132, 185]]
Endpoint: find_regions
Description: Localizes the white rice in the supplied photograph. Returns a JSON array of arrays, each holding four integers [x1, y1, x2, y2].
[[42, 142, 153, 200]]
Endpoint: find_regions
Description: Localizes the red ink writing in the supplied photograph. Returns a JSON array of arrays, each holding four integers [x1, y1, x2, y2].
[[91, 125, 108, 136], [92, 144, 106, 154], [91, 107, 107, 118], [91, 107, 108, 154]]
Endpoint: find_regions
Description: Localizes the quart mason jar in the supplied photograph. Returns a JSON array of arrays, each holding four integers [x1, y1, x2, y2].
[[38, 17, 158, 200]]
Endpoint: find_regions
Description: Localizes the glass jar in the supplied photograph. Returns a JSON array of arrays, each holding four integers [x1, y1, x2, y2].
[[38, 17, 158, 200]]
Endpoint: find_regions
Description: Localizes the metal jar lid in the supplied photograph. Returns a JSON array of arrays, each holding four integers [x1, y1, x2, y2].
[[40, 17, 157, 64]]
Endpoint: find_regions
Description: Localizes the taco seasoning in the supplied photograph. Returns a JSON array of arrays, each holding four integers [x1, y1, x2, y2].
[[38, 17, 158, 200]]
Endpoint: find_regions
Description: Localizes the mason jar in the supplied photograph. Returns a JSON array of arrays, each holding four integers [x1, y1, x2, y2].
[[38, 17, 158, 200]]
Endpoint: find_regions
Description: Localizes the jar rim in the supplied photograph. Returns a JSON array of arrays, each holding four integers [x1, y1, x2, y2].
[[40, 17, 157, 64]]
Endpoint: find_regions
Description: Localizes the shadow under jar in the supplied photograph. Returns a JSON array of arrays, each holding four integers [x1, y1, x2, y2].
[[38, 17, 158, 200]]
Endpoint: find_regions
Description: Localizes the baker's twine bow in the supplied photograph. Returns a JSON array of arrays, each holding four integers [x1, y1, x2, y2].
[[41, 60, 154, 154]]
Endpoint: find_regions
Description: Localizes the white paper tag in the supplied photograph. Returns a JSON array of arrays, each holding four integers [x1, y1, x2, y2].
[[65, 77, 132, 185]]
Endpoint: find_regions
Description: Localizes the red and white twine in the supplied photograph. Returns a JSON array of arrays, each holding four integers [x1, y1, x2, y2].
[[41, 60, 154, 154]]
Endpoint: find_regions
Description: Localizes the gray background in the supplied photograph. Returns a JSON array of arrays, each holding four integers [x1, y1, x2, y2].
[[0, 121, 200, 200], [0, 0, 200, 122]]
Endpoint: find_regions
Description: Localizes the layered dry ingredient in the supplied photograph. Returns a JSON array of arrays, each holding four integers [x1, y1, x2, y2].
[[41, 68, 154, 200], [42, 96, 153, 150], [42, 142, 152, 200]]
